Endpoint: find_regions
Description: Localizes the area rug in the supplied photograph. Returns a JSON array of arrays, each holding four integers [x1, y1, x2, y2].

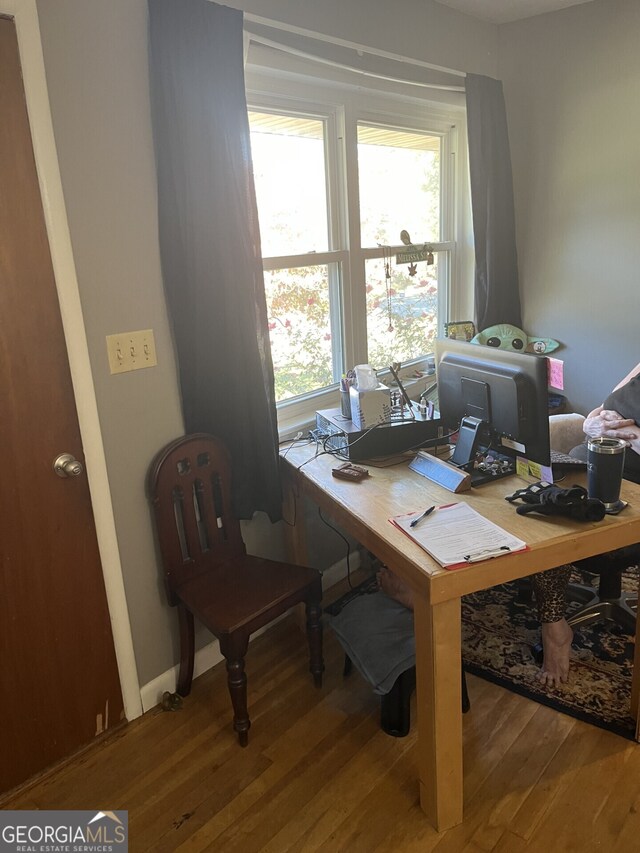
[[461, 567, 638, 739]]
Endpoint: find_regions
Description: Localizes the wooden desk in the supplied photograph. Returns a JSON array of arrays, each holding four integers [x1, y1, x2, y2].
[[281, 445, 640, 831]]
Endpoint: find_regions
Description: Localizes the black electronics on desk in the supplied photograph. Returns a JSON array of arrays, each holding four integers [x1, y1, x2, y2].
[[315, 406, 444, 461], [435, 338, 551, 486]]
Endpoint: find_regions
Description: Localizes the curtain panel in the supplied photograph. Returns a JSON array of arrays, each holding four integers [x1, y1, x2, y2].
[[466, 73, 522, 333], [148, 0, 283, 521]]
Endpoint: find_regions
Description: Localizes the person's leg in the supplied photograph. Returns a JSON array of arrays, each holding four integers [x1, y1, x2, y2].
[[531, 564, 573, 687]]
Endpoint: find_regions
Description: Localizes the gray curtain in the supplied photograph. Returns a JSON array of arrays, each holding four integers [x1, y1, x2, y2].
[[466, 73, 522, 332], [148, 0, 282, 521]]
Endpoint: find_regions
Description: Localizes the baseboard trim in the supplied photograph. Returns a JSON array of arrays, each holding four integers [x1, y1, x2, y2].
[[139, 552, 360, 713]]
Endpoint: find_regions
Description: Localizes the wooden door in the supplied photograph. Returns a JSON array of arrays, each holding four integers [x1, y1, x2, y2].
[[0, 16, 124, 793]]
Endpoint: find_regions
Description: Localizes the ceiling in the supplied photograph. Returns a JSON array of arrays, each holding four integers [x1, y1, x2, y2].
[[434, 0, 595, 24]]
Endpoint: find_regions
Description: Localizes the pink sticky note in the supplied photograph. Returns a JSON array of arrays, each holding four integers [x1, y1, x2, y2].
[[548, 357, 564, 390]]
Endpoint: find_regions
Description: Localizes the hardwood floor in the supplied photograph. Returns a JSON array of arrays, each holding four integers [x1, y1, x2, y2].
[[5, 616, 640, 852]]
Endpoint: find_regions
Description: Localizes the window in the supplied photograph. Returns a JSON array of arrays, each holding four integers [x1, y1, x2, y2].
[[246, 58, 470, 433], [358, 124, 442, 370], [249, 111, 342, 400]]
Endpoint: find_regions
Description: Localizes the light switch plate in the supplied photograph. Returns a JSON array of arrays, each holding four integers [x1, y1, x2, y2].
[[106, 329, 157, 374]]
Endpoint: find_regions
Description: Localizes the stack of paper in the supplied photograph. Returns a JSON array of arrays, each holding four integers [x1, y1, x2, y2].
[[390, 502, 527, 569]]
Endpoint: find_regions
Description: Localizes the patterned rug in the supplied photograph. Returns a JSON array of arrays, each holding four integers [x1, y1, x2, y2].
[[461, 567, 638, 739]]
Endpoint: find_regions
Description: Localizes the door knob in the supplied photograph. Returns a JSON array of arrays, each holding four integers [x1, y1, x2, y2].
[[53, 453, 84, 478]]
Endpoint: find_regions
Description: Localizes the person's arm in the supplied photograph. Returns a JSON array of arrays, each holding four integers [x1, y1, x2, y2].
[[581, 362, 640, 442], [582, 406, 638, 441], [625, 431, 640, 456], [612, 360, 640, 392], [583, 407, 637, 440]]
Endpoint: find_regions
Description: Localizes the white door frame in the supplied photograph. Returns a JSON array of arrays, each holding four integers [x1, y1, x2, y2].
[[5, 0, 142, 721]]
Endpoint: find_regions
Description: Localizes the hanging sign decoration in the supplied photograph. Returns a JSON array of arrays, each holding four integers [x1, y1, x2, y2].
[[396, 245, 435, 265], [396, 232, 435, 266]]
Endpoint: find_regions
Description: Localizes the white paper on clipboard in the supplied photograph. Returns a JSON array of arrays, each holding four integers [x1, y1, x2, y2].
[[390, 502, 527, 569]]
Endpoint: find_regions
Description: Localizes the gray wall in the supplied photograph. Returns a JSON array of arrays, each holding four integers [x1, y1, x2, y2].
[[35, 0, 497, 690], [229, 0, 498, 77], [36, 0, 185, 689], [499, 0, 640, 413]]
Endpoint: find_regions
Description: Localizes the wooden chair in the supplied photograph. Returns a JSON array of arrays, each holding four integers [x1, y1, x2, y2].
[[148, 433, 323, 746]]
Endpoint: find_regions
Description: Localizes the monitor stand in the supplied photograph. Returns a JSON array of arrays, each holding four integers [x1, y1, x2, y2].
[[450, 415, 516, 487]]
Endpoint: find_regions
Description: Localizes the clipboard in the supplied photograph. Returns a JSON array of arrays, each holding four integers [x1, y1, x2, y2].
[[389, 502, 527, 569]]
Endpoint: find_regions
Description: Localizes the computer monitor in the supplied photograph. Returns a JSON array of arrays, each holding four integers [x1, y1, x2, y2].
[[434, 338, 550, 485]]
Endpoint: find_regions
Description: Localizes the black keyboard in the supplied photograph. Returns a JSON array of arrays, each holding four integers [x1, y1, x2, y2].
[[550, 448, 587, 469]]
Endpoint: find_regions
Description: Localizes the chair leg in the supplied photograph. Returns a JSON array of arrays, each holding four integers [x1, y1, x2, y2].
[[568, 598, 638, 634], [306, 599, 324, 687], [566, 572, 638, 633], [220, 633, 250, 747], [516, 577, 534, 605], [176, 604, 195, 697]]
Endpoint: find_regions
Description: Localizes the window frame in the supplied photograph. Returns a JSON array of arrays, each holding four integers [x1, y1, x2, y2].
[[246, 66, 471, 438]]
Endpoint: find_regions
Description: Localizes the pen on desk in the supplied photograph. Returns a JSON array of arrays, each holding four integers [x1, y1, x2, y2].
[[410, 505, 436, 528]]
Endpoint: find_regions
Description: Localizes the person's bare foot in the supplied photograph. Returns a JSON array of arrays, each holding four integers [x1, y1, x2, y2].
[[537, 618, 573, 688], [377, 566, 414, 610]]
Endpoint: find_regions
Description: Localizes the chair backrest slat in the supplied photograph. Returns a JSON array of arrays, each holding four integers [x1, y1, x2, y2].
[[172, 486, 190, 562], [148, 434, 246, 596], [193, 478, 210, 552]]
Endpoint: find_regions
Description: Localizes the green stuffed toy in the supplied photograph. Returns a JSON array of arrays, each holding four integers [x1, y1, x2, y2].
[[471, 323, 560, 354]]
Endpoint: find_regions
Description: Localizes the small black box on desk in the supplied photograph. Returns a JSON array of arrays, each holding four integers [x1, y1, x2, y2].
[[315, 407, 444, 462]]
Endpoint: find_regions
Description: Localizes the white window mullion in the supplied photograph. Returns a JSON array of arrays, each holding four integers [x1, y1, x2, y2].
[[438, 126, 455, 327], [262, 250, 345, 270], [327, 263, 343, 381], [341, 101, 368, 368]]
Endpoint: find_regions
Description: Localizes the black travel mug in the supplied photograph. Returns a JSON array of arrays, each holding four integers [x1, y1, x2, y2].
[[587, 437, 626, 511]]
